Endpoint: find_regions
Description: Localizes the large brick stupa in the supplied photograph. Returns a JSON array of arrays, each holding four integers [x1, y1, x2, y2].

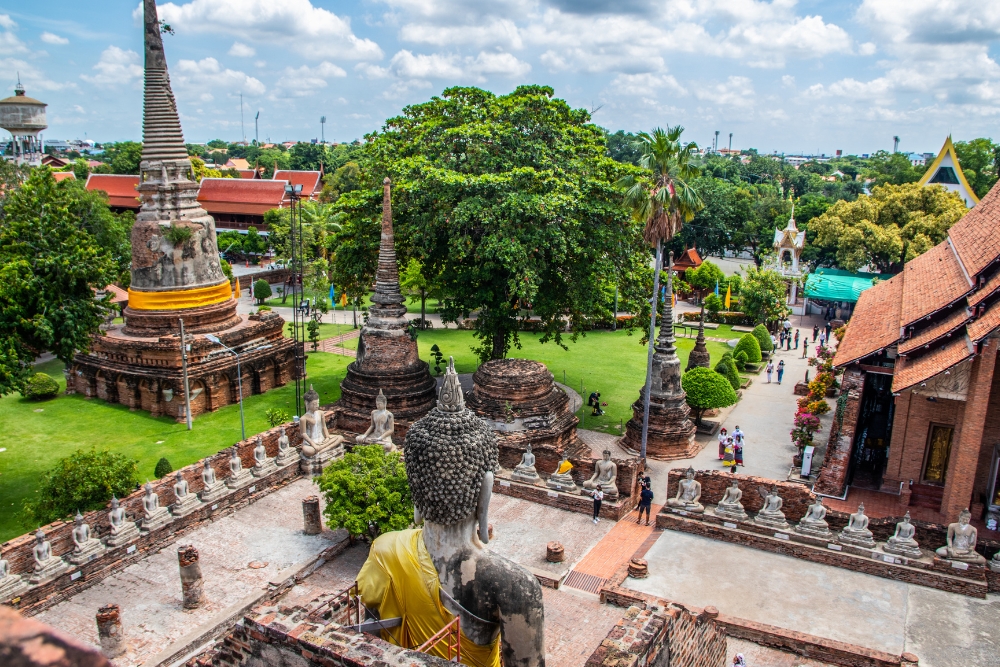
[[69, 0, 296, 419]]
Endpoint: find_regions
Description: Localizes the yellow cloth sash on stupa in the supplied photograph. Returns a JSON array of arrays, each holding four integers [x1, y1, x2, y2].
[[557, 460, 573, 475], [357, 528, 500, 667], [127, 280, 233, 310]]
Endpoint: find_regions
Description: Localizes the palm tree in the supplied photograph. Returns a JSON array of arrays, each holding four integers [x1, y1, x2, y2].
[[617, 126, 704, 458]]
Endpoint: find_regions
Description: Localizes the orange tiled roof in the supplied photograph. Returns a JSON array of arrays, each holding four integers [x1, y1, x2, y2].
[[892, 335, 972, 392], [238, 169, 258, 179], [899, 241, 970, 327], [273, 170, 321, 198], [197, 178, 286, 216], [53, 171, 76, 182], [85, 174, 140, 209], [833, 273, 904, 367], [898, 306, 969, 355], [969, 269, 1000, 307], [948, 178, 1000, 278], [969, 298, 1000, 342], [673, 247, 703, 270]]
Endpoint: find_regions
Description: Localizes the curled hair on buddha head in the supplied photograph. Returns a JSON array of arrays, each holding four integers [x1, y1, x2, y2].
[[404, 357, 499, 525], [304, 384, 319, 405]]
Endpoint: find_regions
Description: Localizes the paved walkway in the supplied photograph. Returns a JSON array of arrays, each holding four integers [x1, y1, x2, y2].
[[563, 506, 662, 594], [316, 329, 360, 356], [628, 530, 1000, 667]]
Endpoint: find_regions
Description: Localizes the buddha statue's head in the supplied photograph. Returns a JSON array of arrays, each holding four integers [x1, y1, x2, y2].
[[304, 384, 320, 412], [145, 481, 154, 495], [857, 503, 865, 515], [376, 388, 387, 410], [405, 356, 497, 542], [902, 511, 911, 524], [176, 471, 184, 483], [111, 495, 120, 510], [685, 467, 695, 480], [602, 449, 612, 461], [959, 508, 972, 525], [75, 511, 84, 526], [35, 530, 45, 544]]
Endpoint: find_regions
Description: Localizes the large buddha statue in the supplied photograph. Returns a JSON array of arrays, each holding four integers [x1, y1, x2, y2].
[[583, 450, 619, 499], [795, 497, 833, 538], [358, 358, 545, 667], [714, 480, 748, 521], [883, 512, 922, 559], [838, 504, 876, 548], [667, 467, 704, 513], [68, 511, 105, 565], [511, 443, 543, 485], [356, 389, 396, 452], [105, 495, 140, 547], [300, 385, 345, 472], [936, 509, 986, 564]]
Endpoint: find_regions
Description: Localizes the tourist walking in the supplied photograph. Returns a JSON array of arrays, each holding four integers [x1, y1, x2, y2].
[[591, 488, 604, 524], [734, 439, 744, 467], [776, 360, 785, 385], [786, 331, 792, 350], [723, 440, 736, 472], [637, 485, 654, 525], [733, 653, 746, 667], [765, 360, 775, 383], [771, 333, 778, 350], [794, 329, 800, 349], [733, 425, 744, 445], [813, 324, 819, 342], [819, 330, 827, 347], [779, 330, 786, 348], [718, 427, 728, 460], [825, 321, 833, 340]]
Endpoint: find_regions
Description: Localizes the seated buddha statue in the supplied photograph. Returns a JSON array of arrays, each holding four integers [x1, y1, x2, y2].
[[546, 454, 578, 494], [795, 497, 833, 538], [300, 385, 345, 462], [356, 389, 396, 452], [105, 495, 140, 547], [68, 511, 105, 565], [583, 450, 619, 499], [838, 504, 876, 548], [883, 511, 922, 558], [667, 467, 704, 513], [753, 487, 790, 530], [30, 529, 68, 584], [511, 443, 542, 485], [714, 480, 748, 521], [936, 509, 986, 564]]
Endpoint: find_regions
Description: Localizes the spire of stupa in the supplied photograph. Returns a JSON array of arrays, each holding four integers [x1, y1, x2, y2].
[[141, 0, 188, 163], [370, 177, 407, 317]]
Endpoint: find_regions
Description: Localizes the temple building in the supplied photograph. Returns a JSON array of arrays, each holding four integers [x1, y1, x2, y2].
[[68, 0, 296, 419], [770, 199, 807, 315], [817, 178, 1000, 528], [918, 137, 979, 209]]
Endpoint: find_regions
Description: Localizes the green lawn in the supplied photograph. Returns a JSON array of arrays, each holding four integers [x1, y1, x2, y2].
[[0, 353, 352, 541], [283, 321, 357, 340]]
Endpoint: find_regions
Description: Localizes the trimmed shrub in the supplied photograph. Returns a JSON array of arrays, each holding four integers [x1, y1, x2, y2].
[[704, 293, 723, 316], [682, 367, 738, 425], [715, 356, 741, 391], [253, 279, 272, 304], [734, 350, 748, 371], [752, 324, 773, 352], [734, 332, 762, 363], [154, 457, 173, 478], [22, 448, 140, 526], [23, 372, 60, 400]]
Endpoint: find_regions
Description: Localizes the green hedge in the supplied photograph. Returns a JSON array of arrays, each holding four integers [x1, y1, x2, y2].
[[682, 367, 738, 423], [752, 324, 773, 352], [23, 372, 60, 400], [734, 333, 762, 363], [714, 355, 741, 391]]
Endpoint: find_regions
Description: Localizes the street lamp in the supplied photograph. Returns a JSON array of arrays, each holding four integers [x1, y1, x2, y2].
[[205, 335, 245, 440]]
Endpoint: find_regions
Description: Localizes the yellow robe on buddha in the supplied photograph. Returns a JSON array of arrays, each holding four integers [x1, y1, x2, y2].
[[357, 528, 501, 667], [557, 460, 573, 474]]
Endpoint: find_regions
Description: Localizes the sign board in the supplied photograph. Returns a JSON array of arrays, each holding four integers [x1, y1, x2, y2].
[[801, 446, 815, 477]]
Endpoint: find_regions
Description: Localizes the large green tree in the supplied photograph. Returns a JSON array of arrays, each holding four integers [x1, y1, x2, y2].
[[97, 141, 144, 175], [954, 138, 1000, 198], [739, 267, 790, 325], [0, 168, 126, 394], [336, 85, 644, 360]]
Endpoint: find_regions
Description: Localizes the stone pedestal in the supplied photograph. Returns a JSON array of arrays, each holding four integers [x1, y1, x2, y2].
[[299, 445, 342, 477], [753, 512, 791, 532], [794, 521, 833, 539], [199, 479, 227, 503], [0, 572, 28, 600], [171, 493, 202, 518], [141, 506, 173, 533], [67, 538, 106, 566], [226, 466, 253, 490], [546, 542, 564, 563], [302, 496, 322, 535], [712, 504, 748, 522], [884, 541, 923, 560], [838, 529, 877, 549], [106, 520, 140, 548], [511, 467, 544, 486], [178, 545, 204, 609], [252, 456, 277, 478], [96, 603, 126, 658], [29, 556, 68, 585], [546, 474, 579, 495], [275, 445, 299, 468]]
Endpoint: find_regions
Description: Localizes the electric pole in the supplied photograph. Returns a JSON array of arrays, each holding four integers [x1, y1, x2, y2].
[[320, 116, 326, 144], [254, 111, 259, 145]]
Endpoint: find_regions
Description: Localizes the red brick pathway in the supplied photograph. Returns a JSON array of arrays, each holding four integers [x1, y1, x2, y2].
[[563, 505, 661, 592], [316, 330, 360, 356]]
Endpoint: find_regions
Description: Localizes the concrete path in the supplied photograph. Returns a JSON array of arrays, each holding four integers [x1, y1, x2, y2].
[[627, 530, 1000, 667]]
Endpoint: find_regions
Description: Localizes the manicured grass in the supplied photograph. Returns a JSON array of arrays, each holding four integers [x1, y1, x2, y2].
[[0, 353, 352, 541], [411, 327, 732, 436], [283, 321, 357, 341]]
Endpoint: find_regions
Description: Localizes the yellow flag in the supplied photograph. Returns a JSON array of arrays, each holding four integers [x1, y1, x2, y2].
[[340, 292, 348, 307], [725, 284, 731, 310], [672, 291, 676, 307]]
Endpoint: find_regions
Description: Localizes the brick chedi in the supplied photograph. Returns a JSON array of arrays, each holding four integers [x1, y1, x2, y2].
[[466, 358, 587, 471], [621, 261, 697, 459], [334, 178, 436, 434], [69, 0, 295, 419]]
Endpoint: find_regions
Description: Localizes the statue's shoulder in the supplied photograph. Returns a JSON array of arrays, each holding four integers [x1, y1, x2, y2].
[[477, 552, 542, 598]]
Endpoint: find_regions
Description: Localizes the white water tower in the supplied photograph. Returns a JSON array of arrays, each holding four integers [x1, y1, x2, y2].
[[0, 78, 47, 165]]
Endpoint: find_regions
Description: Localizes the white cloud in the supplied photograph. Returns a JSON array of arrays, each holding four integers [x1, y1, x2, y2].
[[81, 46, 142, 87], [399, 19, 523, 50], [857, 0, 1000, 45], [609, 72, 687, 97], [73, 104, 85, 113], [0, 14, 15, 30], [271, 61, 346, 98], [0, 14, 26, 56], [0, 58, 67, 92], [158, 0, 382, 60], [174, 57, 266, 96], [41, 32, 69, 45], [695, 76, 755, 109], [228, 42, 255, 57], [387, 49, 530, 82]]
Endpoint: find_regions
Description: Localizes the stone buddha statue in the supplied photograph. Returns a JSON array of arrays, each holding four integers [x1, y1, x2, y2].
[[171, 471, 202, 517], [0, 553, 28, 599], [226, 447, 254, 489], [68, 511, 105, 565], [356, 389, 396, 452], [795, 497, 833, 538], [883, 512, 922, 558], [275, 425, 298, 467], [667, 468, 704, 513], [105, 495, 140, 548], [753, 487, 790, 530], [300, 385, 345, 470], [29, 529, 68, 584], [838, 504, 876, 548], [252, 436, 277, 478], [199, 458, 227, 503], [141, 481, 173, 532], [714, 480, 748, 521], [936, 509, 986, 564], [583, 450, 619, 499], [511, 443, 542, 485], [546, 454, 579, 494], [357, 356, 545, 666]]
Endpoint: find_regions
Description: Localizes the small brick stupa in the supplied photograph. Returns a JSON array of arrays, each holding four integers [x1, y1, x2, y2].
[[466, 358, 586, 471], [69, 0, 295, 418], [621, 258, 697, 459], [335, 178, 436, 434]]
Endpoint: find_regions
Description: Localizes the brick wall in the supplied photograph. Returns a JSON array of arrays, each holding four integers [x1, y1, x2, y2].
[[814, 369, 864, 496], [0, 413, 336, 616], [584, 603, 726, 667], [666, 470, 816, 522], [0, 606, 112, 667]]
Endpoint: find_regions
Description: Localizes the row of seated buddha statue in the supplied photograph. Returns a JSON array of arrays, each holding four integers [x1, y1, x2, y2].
[[667, 469, 994, 566], [511, 444, 620, 499]]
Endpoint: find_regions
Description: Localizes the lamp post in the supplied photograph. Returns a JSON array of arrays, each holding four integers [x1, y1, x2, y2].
[[285, 182, 306, 417], [205, 335, 245, 441]]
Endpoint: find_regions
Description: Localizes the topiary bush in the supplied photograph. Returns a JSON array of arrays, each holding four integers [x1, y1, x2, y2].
[[734, 332, 762, 363], [154, 457, 173, 478], [752, 324, 773, 352], [23, 372, 60, 400], [253, 279, 272, 304], [682, 367, 738, 425], [734, 350, 748, 371], [714, 355, 741, 391], [22, 448, 140, 526]]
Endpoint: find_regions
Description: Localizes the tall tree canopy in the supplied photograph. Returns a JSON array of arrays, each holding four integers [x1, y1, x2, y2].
[[335, 85, 645, 360], [0, 168, 127, 394]]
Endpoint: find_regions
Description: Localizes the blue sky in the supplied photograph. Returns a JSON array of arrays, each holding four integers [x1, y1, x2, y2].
[[2, 1, 999, 155]]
